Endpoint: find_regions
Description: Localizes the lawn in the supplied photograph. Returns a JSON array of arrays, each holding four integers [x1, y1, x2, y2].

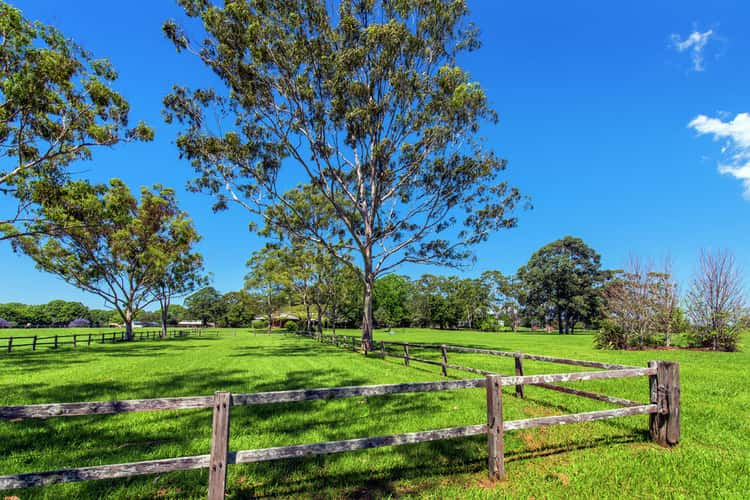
[[0, 329, 748, 498]]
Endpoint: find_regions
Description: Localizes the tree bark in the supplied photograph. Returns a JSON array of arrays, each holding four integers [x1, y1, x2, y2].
[[124, 309, 133, 340], [159, 294, 170, 338], [304, 298, 311, 333], [361, 269, 374, 353], [316, 303, 323, 336], [266, 292, 273, 334], [557, 310, 564, 335]]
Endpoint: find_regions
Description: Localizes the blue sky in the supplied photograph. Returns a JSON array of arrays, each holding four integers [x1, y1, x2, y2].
[[2, 0, 749, 308]]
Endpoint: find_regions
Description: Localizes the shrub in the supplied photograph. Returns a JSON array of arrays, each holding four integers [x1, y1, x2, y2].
[[251, 319, 268, 330], [68, 318, 91, 328], [686, 329, 741, 352], [479, 317, 499, 332], [284, 320, 298, 333], [0, 318, 10, 328], [594, 320, 628, 350]]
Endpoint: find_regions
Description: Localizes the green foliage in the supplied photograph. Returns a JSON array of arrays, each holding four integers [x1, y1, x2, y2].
[[518, 236, 610, 334], [479, 316, 500, 332], [251, 319, 268, 330], [0, 2, 152, 232], [184, 287, 225, 326], [594, 319, 628, 350], [0, 300, 109, 326], [374, 274, 412, 327], [284, 320, 298, 333], [220, 291, 258, 327]]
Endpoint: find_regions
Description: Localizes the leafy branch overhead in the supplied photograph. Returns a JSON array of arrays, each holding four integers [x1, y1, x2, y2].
[[0, 2, 153, 231]]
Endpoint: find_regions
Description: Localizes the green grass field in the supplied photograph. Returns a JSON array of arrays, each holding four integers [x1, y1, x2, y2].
[[1, 328, 748, 498]]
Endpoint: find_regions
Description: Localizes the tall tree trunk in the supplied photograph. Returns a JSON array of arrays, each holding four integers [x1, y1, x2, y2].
[[160, 306, 168, 338], [266, 292, 273, 334], [361, 268, 374, 353], [304, 297, 311, 333], [124, 309, 133, 340], [316, 302, 323, 336], [159, 294, 170, 338], [331, 302, 337, 338], [557, 310, 564, 334]]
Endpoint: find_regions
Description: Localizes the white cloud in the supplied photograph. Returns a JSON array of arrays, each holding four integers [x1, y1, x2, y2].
[[671, 30, 714, 71], [689, 113, 750, 199]]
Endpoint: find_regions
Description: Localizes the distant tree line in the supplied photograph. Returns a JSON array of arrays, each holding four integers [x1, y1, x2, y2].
[[0, 300, 120, 328], [243, 236, 747, 351]]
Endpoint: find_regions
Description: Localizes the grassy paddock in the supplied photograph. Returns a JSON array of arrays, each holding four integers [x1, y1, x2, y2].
[[0, 329, 748, 498]]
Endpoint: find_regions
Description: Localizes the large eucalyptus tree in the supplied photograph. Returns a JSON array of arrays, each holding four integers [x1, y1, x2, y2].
[[163, 0, 523, 350]]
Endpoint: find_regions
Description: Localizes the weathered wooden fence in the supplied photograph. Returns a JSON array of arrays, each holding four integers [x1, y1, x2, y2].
[[0, 338, 680, 498], [301, 330, 680, 449], [1, 328, 213, 353]]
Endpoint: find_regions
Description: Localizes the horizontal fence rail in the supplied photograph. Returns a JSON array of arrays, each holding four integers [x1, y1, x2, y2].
[[0, 328, 227, 353]]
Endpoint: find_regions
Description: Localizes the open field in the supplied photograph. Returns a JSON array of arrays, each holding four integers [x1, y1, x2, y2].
[[1, 330, 748, 498]]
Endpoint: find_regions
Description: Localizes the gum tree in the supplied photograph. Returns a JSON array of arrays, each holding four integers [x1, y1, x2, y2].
[[12, 179, 196, 339], [0, 2, 152, 236], [164, 0, 523, 350], [154, 250, 206, 337]]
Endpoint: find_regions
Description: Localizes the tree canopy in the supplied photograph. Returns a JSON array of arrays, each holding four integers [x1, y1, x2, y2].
[[11, 179, 197, 337], [0, 2, 152, 235], [518, 236, 609, 334]]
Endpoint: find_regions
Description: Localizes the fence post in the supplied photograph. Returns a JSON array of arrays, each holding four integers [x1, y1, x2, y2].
[[73, 335, 77, 348], [486, 374, 505, 480], [208, 391, 232, 500], [101, 333, 105, 343], [32, 336, 37, 351], [54, 335, 58, 349], [403, 343, 410, 366], [352, 336, 356, 351], [441, 345, 448, 376], [88, 334, 92, 346], [381, 340, 386, 359], [649, 360, 680, 447], [7, 337, 12, 353], [514, 354, 525, 398]]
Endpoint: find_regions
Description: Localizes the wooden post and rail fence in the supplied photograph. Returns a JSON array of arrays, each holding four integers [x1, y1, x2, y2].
[[0, 331, 680, 498], [0, 328, 216, 353]]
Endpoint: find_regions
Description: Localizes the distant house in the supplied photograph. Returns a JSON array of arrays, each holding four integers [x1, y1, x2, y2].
[[177, 320, 204, 327], [254, 312, 300, 328], [132, 321, 159, 328]]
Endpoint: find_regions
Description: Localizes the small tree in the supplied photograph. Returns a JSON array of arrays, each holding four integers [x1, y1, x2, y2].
[[481, 271, 522, 331], [601, 258, 657, 349], [154, 251, 206, 337], [518, 236, 609, 334], [11, 179, 194, 338], [651, 259, 680, 347], [686, 250, 746, 351], [245, 246, 287, 334], [184, 287, 225, 327]]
